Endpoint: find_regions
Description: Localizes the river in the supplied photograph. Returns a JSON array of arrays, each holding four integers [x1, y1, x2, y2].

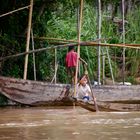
[[0, 106, 140, 140]]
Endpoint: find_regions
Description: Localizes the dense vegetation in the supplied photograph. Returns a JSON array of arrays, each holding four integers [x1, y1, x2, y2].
[[0, 0, 140, 84]]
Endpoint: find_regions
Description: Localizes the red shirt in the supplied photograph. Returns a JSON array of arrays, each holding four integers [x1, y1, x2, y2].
[[66, 50, 78, 67]]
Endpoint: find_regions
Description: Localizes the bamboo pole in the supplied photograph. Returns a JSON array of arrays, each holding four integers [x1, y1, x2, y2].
[[31, 29, 36, 81], [34, 37, 78, 43], [23, 0, 33, 80], [51, 62, 58, 83], [102, 49, 105, 85], [17, 35, 112, 43], [74, 0, 99, 112], [1, 42, 140, 62], [85, 42, 140, 48], [0, 5, 30, 18], [106, 47, 115, 84], [54, 48, 57, 84], [13, 34, 140, 46], [74, 0, 84, 97], [122, 0, 126, 84], [97, 0, 101, 85], [77, 4, 81, 77]]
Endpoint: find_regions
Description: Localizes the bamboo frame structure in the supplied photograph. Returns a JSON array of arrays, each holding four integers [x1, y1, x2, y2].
[[1, 0, 140, 86]]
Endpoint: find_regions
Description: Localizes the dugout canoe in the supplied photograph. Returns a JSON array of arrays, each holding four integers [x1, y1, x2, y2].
[[0, 76, 73, 106], [76, 100, 140, 112], [0, 76, 140, 111]]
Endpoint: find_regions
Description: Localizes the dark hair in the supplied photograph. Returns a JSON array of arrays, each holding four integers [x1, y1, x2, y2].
[[78, 75, 88, 86], [78, 75, 87, 82], [68, 46, 75, 51]]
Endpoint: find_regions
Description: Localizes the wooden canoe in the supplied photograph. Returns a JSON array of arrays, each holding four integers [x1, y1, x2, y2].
[[0, 76, 73, 106], [76, 100, 140, 112], [0, 76, 140, 111]]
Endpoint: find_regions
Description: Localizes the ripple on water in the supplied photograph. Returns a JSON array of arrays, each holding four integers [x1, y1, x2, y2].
[[72, 132, 80, 135], [136, 132, 140, 135], [0, 120, 52, 128], [80, 118, 140, 125]]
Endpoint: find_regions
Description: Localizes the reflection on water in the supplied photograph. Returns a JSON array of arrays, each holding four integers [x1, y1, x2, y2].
[[0, 106, 140, 140]]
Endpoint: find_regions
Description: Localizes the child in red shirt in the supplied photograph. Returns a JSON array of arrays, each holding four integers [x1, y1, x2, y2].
[[65, 46, 87, 84], [66, 46, 78, 68], [65, 46, 78, 84]]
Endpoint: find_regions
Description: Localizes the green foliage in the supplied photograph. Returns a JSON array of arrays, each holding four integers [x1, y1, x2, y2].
[[0, 0, 140, 84], [125, 76, 137, 85], [125, 7, 140, 77]]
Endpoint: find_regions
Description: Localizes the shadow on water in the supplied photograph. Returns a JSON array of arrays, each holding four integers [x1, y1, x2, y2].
[[0, 106, 140, 140]]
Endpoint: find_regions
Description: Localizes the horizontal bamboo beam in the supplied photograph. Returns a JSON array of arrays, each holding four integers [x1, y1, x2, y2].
[[17, 35, 112, 43], [0, 5, 30, 18], [34, 37, 78, 43], [0, 41, 140, 61], [84, 42, 140, 48]]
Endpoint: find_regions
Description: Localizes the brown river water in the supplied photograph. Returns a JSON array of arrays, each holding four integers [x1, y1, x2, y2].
[[0, 106, 140, 140]]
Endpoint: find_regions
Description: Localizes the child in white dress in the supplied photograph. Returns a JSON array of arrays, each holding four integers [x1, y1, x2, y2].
[[76, 75, 91, 102]]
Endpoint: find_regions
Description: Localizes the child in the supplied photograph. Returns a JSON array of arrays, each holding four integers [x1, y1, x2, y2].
[[65, 46, 78, 84], [76, 75, 91, 102], [65, 46, 87, 84]]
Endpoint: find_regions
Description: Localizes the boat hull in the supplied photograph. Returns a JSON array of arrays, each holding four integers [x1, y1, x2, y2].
[[0, 76, 140, 111], [0, 76, 72, 105], [76, 100, 140, 112]]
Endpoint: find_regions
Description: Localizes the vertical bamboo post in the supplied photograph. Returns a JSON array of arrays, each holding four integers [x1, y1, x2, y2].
[[106, 47, 115, 84], [122, 0, 126, 84], [23, 0, 33, 79], [31, 29, 36, 80], [54, 48, 57, 84], [97, 0, 101, 85], [77, 5, 81, 77], [74, 0, 83, 97], [102, 49, 105, 85]]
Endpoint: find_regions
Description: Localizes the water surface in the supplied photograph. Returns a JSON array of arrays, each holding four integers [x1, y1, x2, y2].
[[0, 106, 140, 140]]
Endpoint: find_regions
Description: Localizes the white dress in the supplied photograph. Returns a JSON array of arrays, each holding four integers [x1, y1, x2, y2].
[[76, 84, 91, 99]]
